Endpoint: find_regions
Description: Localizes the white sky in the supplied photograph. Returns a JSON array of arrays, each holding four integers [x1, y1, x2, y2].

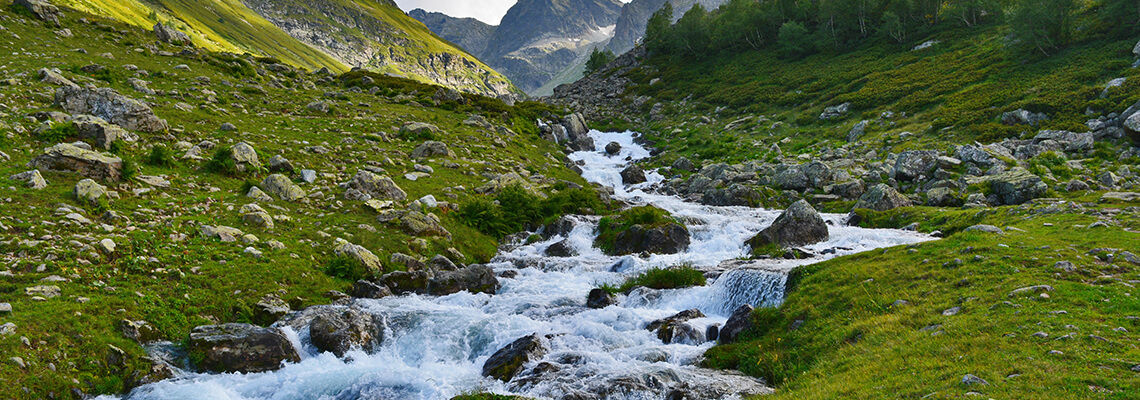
[[395, 0, 631, 25]]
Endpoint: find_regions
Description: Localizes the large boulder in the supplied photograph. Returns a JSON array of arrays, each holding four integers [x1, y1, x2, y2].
[[74, 179, 108, 207], [586, 288, 618, 309], [747, 200, 828, 248], [1001, 109, 1048, 126], [482, 334, 548, 382], [400, 211, 451, 238], [10, 170, 47, 190], [38, 68, 76, 87], [989, 168, 1047, 205], [333, 239, 384, 275], [230, 142, 260, 172], [1124, 112, 1140, 144], [621, 165, 647, 185], [718, 304, 755, 344], [646, 309, 707, 345], [55, 86, 168, 133], [954, 145, 1002, 169], [410, 141, 454, 159], [72, 114, 139, 150], [306, 307, 384, 357], [14, 0, 60, 26], [153, 23, 191, 45], [853, 184, 912, 211], [893, 150, 941, 182], [349, 170, 407, 201], [187, 323, 300, 373], [562, 113, 594, 151], [399, 122, 439, 138], [609, 223, 690, 255], [29, 143, 122, 181], [261, 174, 306, 202], [426, 264, 499, 296]]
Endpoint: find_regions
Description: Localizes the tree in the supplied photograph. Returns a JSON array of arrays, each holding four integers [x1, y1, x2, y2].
[[1010, 0, 1077, 56], [674, 4, 711, 55], [645, 2, 675, 53], [1097, 0, 1140, 37], [584, 48, 617, 77], [777, 21, 813, 58]]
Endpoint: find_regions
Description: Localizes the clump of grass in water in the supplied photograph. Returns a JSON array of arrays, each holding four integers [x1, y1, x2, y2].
[[608, 264, 707, 294]]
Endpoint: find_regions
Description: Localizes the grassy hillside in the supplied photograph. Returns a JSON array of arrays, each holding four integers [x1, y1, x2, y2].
[[0, 4, 582, 397], [56, 0, 349, 72]]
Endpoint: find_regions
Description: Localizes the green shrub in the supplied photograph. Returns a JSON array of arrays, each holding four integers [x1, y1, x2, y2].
[[203, 148, 238, 176], [457, 185, 605, 238], [618, 264, 707, 292], [144, 145, 176, 167], [38, 122, 76, 143], [324, 255, 369, 281], [119, 160, 138, 182], [595, 206, 676, 254]]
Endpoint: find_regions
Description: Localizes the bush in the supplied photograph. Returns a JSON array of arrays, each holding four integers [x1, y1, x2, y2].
[[618, 264, 707, 292], [38, 122, 76, 143], [203, 148, 238, 176], [119, 160, 138, 182], [457, 185, 605, 238], [144, 145, 176, 168], [324, 255, 370, 281]]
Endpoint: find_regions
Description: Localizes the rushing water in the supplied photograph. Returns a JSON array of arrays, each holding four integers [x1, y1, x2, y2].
[[109, 131, 933, 400]]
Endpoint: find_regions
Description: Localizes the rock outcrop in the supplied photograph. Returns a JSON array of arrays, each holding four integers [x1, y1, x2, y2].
[[55, 86, 168, 133], [29, 143, 123, 181]]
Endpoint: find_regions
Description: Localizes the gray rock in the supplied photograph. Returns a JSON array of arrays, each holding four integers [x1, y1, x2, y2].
[[267, 155, 294, 173], [989, 168, 1047, 205], [672, 157, 695, 172], [1009, 285, 1054, 297], [153, 23, 191, 45], [306, 307, 384, 357], [97, 238, 116, 254], [1066, 180, 1090, 192], [400, 211, 451, 238], [188, 323, 301, 373], [25, 285, 61, 298], [14, 0, 60, 26], [74, 178, 108, 207], [847, 120, 869, 142], [399, 122, 439, 138], [426, 264, 499, 296], [241, 204, 274, 229], [482, 334, 547, 382], [351, 280, 392, 299], [1001, 109, 1048, 126], [38, 68, 76, 87], [827, 180, 865, 200], [819, 103, 851, 120], [350, 170, 407, 201], [608, 223, 690, 256], [894, 150, 941, 182], [261, 174, 305, 202], [230, 142, 259, 171], [964, 225, 1004, 234], [0, 303, 11, 316], [1124, 112, 1140, 143], [219, 122, 237, 132], [29, 143, 123, 181], [718, 304, 754, 344], [0, 323, 15, 336], [961, 374, 989, 386], [621, 165, 647, 185], [410, 141, 454, 159], [926, 187, 961, 207], [54, 86, 168, 133], [254, 295, 290, 325], [10, 170, 47, 189], [646, 309, 706, 345], [586, 288, 618, 309], [605, 141, 622, 155], [333, 239, 383, 275], [246, 186, 273, 202], [748, 200, 828, 248], [72, 114, 138, 150], [427, 254, 458, 271], [854, 184, 912, 211], [118, 319, 160, 343], [545, 240, 576, 257], [300, 169, 317, 184]]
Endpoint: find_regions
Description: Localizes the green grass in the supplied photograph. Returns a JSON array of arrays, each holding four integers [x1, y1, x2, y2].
[[704, 205, 1140, 399], [0, 6, 585, 398], [615, 264, 707, 293]]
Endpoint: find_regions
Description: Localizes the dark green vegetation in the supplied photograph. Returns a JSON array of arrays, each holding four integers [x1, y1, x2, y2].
[[604, 264, 707, 294], [0, 3, 588, 397], [593, 205, 676, 254], [584, 48, 616, 77], [458, 184, 607, 238], [614, 0, 1140, 167], [705, 204, 1140, 399]]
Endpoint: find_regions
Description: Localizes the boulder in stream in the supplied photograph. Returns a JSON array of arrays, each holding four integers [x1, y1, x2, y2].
[[482, 333, 548, 382], [188, 323, 300, 373], [747, 200, 828, 249]]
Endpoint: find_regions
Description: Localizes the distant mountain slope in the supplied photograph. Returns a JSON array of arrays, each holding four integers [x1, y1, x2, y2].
[[408, 8, 495, 57], [54, 0, 519, 97], [607, 0, 729, 55]]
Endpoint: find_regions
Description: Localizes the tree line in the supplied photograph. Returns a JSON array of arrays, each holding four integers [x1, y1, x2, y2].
[[644, 0, 1139, 58]]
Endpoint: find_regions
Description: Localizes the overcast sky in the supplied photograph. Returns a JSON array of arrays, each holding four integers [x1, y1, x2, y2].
[[394, 0, 631, 25]]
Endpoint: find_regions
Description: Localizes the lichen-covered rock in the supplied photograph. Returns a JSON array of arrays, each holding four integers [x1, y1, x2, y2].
[[333, 238, 383, 275], [247, 186, 273, 203], [1001, 109, 1049, 126], [54, 86, 168, 133], [38, 68, 75, 87], [399, 122, 439, 138], [230, 142, 260, 172], [240, 204, 274, 229], [74, 179, 108, 207], [153, 23, 191, 45], [748, 200, 828, 248], [118, 319, 161, 343], [350, 170, 407, 201], [14, 0, 60, 26], [261, 174, 306, 202], [188, 323, 300, 373], [267, 155, 294, 173], [29, 143, 122, 181], [482, 334, 547, 382], [894, 150, 941, 182], [72, 114, 138, 150], [926, 187, 962, 207], [9, 170, 47, 190], [410, 141, 454, 159], [853, 183, 912, 211], [400, 211, 451, 238], [989, 168, 1047, 205]]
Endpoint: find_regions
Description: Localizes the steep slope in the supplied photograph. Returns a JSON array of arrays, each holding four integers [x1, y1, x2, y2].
[[241, 0, 520, 98], [408, 8, 495, 57], [56, 0, 349, 72], [607, 0, 729, 54], [483, 0, 624, 94]]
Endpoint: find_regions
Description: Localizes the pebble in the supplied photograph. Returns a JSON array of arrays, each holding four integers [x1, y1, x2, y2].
[[244, 247, 263, 258], [0, 303, 10, 316], [961, 374, 989, 386], [0, 322, 15, 335], [8, 357, 25, 369], [942, 307, 961, 316]]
